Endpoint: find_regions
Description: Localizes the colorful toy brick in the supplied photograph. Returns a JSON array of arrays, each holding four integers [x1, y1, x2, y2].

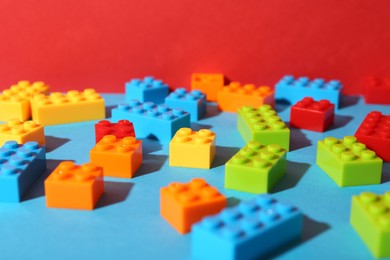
[[191, 73, 224, 101], [355, 111, 390, 162], [363, 77, 390, 104], [30, 89, 105, 126], [95, 119, 135, 143], [125, 76, 169, 104], [225, 141, 287, 194], [0, 119, 45, 147], [90, 135, 142, 178], [44, 161, 104, 210], [160, 178, 226, 234], [0, 141, 46, 202], [350, 192, 390, 258], [290, 97, 335, 132], [0, 80, 50, 121], [217, 82, 274, 112], [275, 75, 342, 108], [111, 100, 190, 143], [169, 128, 216, 169], [316, 136, 383, 187], [237, 105, 290, 150], [165, 88, 206, 121], [192, 195, 303, 260]]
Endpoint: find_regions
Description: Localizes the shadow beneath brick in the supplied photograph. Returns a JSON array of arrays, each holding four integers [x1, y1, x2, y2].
[[96, 181, 134, 209], [262, 215, 330, 259], [141, 138, 163, 154], [45, 136, 70, 153], [23, 159, 66, 202], [271, 161, 310, 193], [190, 122, 213, 131], [105, 105, 116, 119], [274, 99, 291, 113], [288, 128, 312, 151], [133, 154, 168, 177], [328, 115, 353, 131], [381, 162, 390, 184], [202, 103, 221, 119], [339, 95, 360, 109], [212, 146, 240, 168], [227, 197, 241, 207]]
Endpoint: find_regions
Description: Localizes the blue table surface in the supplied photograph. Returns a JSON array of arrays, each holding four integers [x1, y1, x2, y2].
[[0, 94, 389, 260]]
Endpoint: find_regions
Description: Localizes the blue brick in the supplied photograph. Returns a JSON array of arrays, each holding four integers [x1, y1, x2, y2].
[[0, 141, 46, 202], [112, 100, 190, 143], [275, 75, 342, 108], [125, 76, 169, 104], [192, 195, 303, 260], [165, 88, 206, 121]]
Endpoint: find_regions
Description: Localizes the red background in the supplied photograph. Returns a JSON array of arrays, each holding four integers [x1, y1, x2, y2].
[[0, 0, 389, 94]]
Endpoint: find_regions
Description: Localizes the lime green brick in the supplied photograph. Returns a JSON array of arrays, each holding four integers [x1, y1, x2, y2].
[[237, 105, 290, 151], [350, 192, 390, 258], [224, 141, 287, 194], [316, 136, 382, 187]]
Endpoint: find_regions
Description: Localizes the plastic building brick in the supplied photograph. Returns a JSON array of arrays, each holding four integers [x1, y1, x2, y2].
[[355, 111, 390, 162], [192, 195, 303, 260], [191, 73, 224, 101], [30, 89, 105, 126], [225, 141, 286, 194], [290, 97, 335, 132], [275, 75, 342, 108], [111, 100, 190, 143], [169, 128, 216, 169], [125, 76, 169, 104], [237, 105, 290, 150], [44, 161, 104, 210], [350, 192, 390, 258], [0, 141, 46, 202], [0, 80, 50, 121], [95, 119, 135, 143], [363, 77, 390, 104], [217, 82, 274, 113], [160, 178, 226, 234], [90, 135, 142, 178], [0, 119, 45, 147], [316, 136, 383, 187], [165, 88, 206, 122]]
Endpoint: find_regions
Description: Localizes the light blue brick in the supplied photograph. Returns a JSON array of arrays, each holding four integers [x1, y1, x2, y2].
[[0, 141, 46, 203], [275, 75, 342, 108], [112, 100, 190, 143], [125, 76, 169, 104], [192, 195, 303, 260], [165, 88, 206, 121]]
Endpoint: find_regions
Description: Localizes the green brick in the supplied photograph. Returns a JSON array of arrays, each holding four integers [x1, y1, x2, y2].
[[350, 192, 390, 258], [237, 105, 290, 151], [316, 136, 382, 187], [224, 141, 287, 194]]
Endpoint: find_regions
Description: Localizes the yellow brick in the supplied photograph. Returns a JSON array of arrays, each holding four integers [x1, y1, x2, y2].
[[0, 81, 50, 121], [31, 89, 105, 126], [169, 128, 216, 169], [0, 119, 45, 147]]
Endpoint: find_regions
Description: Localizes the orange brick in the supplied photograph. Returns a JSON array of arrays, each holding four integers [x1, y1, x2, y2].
[[160, 178, 226, 234], [0, 81, 50, 121], [217, 82, 274, 112], [90, 135, 142, 178], [44, 161, 104, 210], [0, 119, 45, 147], [191, 73, 224, 101]]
